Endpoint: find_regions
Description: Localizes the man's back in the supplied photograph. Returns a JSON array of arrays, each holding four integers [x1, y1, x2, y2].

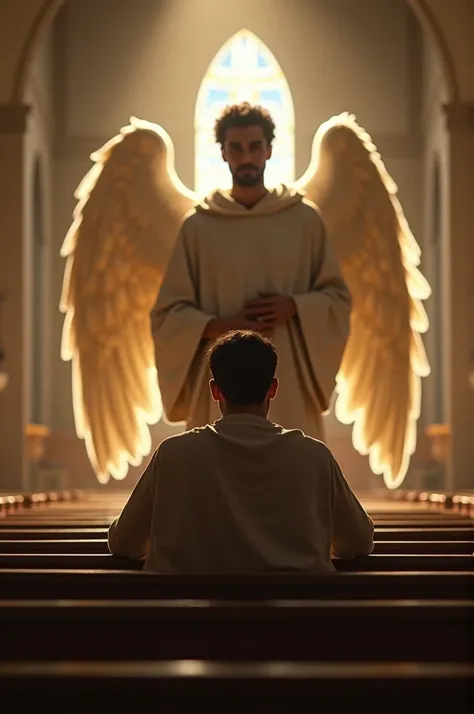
[[140, 414, 374, 574]]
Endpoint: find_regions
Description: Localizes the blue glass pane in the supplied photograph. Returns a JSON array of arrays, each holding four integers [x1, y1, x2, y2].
[[206, 89, 229, 107], [196, 32, 295, 193], [260, 89, 282, 105], [219, 52, 232, 68]]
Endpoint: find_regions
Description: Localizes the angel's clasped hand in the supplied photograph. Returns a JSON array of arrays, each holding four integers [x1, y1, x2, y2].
[[244, 294, 297, 329], [202, 294, 297, 339]]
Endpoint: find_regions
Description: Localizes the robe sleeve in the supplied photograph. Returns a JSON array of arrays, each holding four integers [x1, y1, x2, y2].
[[150, 220, 214, 423], [291, 210, 352, 412]]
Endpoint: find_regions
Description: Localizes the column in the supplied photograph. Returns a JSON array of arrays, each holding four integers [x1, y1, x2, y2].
[[0, 104, 30, 491], [443, 102, 474, 492]]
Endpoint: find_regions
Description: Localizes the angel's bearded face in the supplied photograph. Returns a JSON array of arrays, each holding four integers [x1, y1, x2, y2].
[[221, 125, 272, 187]]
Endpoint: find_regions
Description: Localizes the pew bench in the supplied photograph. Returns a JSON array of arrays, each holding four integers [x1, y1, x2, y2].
[[3, 598, 472, 663], [1, 552, 472, 571], [0, 525, 472, 542], [0, 569, 472, 601], [0, 660, 472, 713], [0, 537, 472, 555]]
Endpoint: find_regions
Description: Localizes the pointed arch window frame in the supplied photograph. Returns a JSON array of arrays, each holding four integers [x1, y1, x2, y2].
[[194, 30, 295, 197]]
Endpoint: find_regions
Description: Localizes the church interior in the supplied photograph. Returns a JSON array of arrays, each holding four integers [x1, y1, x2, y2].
[[0, 0, 473, 709]]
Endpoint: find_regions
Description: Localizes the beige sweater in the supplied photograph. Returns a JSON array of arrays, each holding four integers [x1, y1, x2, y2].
[[108, 414, 374, 574]]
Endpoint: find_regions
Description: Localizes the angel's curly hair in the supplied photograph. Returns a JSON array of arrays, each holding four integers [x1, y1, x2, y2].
[[214, 102, 276, 147]]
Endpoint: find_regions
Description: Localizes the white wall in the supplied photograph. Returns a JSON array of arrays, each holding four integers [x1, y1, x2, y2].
[[44, 0, 428, 489], [23, 25, 55, 430]]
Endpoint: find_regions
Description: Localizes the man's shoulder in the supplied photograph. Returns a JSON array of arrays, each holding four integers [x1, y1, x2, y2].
[[157, 425, 210, 454], [281, 429, 334, 463], [278, 425, 332, 455], [303, 434, 333, 459]]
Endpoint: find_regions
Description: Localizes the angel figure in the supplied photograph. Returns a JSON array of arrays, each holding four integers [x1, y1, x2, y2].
[[60, 103, 430, 490]]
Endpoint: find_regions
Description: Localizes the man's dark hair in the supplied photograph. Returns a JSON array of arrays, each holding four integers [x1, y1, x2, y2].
[[214, 102, 276, 147], [207, 330, 278, 406]]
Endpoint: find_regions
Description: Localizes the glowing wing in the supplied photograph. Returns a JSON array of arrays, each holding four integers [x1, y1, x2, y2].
[[60, 117, 197, 483], [296, 113, 431, 489]]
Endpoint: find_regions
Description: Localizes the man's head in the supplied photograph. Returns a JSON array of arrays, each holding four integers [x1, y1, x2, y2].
[[214, 102, 275, 188], [206, 330, 278, 417]]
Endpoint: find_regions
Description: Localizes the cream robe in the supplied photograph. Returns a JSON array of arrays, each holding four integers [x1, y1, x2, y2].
[[150, 185, 352, 438], [108, 414, 374, 574]]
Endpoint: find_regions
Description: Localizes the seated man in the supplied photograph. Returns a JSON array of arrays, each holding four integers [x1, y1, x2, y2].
[[108, 330, 374, 573]]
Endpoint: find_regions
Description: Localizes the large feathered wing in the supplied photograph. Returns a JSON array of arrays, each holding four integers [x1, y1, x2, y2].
[[60, 117, 197, 483], [295, 113, 431, 489]]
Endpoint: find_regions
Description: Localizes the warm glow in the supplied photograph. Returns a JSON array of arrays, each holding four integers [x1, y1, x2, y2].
[[296, 113, 431, 490], [194, 29, 295, 197], [61, 108, 431, 490], [59, 118, 195, 484]]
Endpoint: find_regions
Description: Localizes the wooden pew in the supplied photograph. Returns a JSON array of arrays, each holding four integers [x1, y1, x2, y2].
[[1, 490, 472, 529], [0, 524, 472, 539], [2, 514, 471, 528], [0, 536, 472, 555], [0, 527, 109, 539], [3, 598, 472, 662], [0, 661, 472, 713], [1, 488, 472, 711], [0, 487, 471, 570], [1, 552, 472, 570], [0, 570, 472, 600], [0, 538, 110, 553]]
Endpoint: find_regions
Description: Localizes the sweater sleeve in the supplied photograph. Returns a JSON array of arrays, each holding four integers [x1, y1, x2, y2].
[[330, 454, 374, 558], [108, 450, 158, 560]]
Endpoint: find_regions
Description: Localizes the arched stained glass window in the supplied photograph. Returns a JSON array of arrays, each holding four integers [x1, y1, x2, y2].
[[194, 30, 295, 197]]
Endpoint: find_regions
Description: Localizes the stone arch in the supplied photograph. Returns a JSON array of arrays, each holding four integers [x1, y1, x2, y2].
[[11, 0, 65, 103], [406, 0, 460, 102], [10, 0, 461, 105]]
